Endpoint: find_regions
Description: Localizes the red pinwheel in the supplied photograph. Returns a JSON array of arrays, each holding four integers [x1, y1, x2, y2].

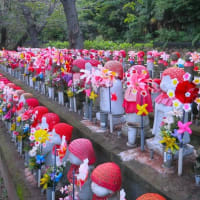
[[175, 81, 199, 103]]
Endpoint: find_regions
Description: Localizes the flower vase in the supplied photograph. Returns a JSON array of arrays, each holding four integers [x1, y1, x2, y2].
[[8, 121, 11, 135], [17, 138, 23, 156], [38, 168, 41, 188], [100, 112, 108, 130], [41, 82, 46, 95], [195, 175, 200, 185], [8, 68, 11, 74], [73, 96, 77, 112], [83, 102, 89, 119], [46, 187, 53, 200], [58, 91, 64, 105], [127, 123, 137, 147], [24, 151, 30, 167], [29, 76, 33, 87], [163, 149, 173, 168], [88, 100, 93, 121]]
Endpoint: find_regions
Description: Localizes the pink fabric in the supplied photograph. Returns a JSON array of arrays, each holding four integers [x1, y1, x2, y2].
[[155, 92, 175, 106], [184, 61, 194, 67], [123, 92, 153, 113], [147, 58, 154, 63], [170, 60, 177, 65]]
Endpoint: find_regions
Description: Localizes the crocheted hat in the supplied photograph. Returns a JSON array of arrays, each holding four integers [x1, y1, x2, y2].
[[26, 98, 39, 108], [15, 90, 24, 97], [32, 106, 49, 127], [53, 123, 73, 143], [162, 67, 185, 82], [104, 60, 123, 80], [136, 193, 166, 200], [129, 65, 150, 79], [42, 113, 60, 131], [91, 162, 122, 192], [68, 138, 96, 165], [7, 83, 15, 89]]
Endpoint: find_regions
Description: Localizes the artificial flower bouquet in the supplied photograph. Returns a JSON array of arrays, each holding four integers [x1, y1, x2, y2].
[[40, 165, 64, 190]]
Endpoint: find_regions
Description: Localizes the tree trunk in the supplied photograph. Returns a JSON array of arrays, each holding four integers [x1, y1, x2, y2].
[[0, 27, 7, 48], [60, 0, 83, 49], [13, 33, 28, 50]]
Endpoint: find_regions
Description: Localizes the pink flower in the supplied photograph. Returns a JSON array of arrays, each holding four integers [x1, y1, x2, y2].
[[177, 121, 192, 134]]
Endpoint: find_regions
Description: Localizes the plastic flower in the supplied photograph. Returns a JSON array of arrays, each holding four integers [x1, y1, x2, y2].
[[190, 52, 200, 63], [183, 73, 191, 81], [175, 81, 199, 103], [120, 189, 126, 200], [171, 129, 182, 143], [89, 91, 98, 101], [167, 89, 175, 98], [177, 121, 192, 134], [183, 103, 191, 112], [34, 129, 50, 143], [32, 77, 36, 82], [76, 159, 89, 187], [172, 78, 179, 87], [136, 104, 149, 115], [17, 116, 21, 122], [40, 174, 50, 189], [172, 99, 182, 109], [111, 93, 117, 101], [195, 97, 200, 106], [141, 90, 147, 97], [193, 77, 200, 85], [67, 89, 73, 97], [160, 136, 179, 153]]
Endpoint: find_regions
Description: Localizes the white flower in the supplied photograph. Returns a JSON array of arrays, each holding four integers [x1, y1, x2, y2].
[[29, 147, 37, 157], [183, 72, 191, 81], [183, 103, 191, 112], [167, 89, 175, 98], [171, 78, 179, 87], [193, 77, 200, 85], [120, 189, 126, 200], [172, 99, 182, 109], [76, 159, 89, 184]]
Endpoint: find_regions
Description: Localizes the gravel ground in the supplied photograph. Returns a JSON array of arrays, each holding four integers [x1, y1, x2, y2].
[[0, 175, 8, 200]]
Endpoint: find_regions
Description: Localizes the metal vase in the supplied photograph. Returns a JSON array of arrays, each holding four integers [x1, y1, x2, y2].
[[46, 187, 53, 200], [100, 112, 108, 129], [163, 149, 173, 168]]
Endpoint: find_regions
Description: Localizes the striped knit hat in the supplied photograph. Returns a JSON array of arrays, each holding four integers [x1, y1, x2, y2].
[[68, 138, 96, 165], [91, 162, 122, 192]]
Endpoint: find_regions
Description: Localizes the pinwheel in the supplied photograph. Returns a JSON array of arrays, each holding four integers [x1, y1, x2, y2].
[[177, 121, 192, 134]]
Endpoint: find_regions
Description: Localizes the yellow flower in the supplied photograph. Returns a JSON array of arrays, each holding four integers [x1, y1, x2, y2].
[[167, 90, 175, 98], [136, 104, 149, 115], [142, 70, 147, 75], [193, 77, 200, 85], [89, 91, 98, 101], [172, 78, 179, 86], [20, 53, 25, 59], [10, 123, 16, 131], [132, 89, 137, 94], [111, 71, 117, 76], [160, 136, 179, 153], [17, 135, 23, 141], [0, 109, 2, 114], [102, 69, 109, 74], [34, 129, 50, 144], [67, 89, 73, 97], [17, 116, 21, 122], [40, 174, 50, 190], [195, 97, 200, 105], [32, 77, 36, 82], [172, 99, 181, 109]]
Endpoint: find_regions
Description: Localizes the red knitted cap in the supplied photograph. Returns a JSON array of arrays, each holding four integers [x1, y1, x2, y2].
[[162, 67, 185, 82], [26, 98, 39, 108], [69, 138, 96, 165], [7, 83, 15, 88], [91, 162, 122, 192], [130, 65, 150, 79], [42, 113, 60, 131], [15, 90, 24, 97], [104, 60, 123, 80], [136, 193, 166, 200], [53, 123, 73, 142], [32, 106, 49, 127]]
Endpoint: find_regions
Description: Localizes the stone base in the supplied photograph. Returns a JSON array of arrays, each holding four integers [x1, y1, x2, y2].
[[146, 137, 194, 159], [96, 112, 125, 125]]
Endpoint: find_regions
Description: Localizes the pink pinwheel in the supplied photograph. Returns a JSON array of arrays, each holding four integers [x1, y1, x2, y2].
[[177, 121, 192, 134], [129, 73, 148, 91]]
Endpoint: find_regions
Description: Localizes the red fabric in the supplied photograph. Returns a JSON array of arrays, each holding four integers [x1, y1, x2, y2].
[[73, 59, 86, 69], [91, 162, 121, 192], [42, 113, 60, 131], [92, 194, 110, 200], [26, 98, 39, 108], [53, 123, 73, 142], [162, 67, 185, 81], [67, 164, 79, 184], [184, 61, 194, 67], [104, 60, 123, 80], [68, 138, 96, 165], [155, 92, 175, 106], [175, 81, 199, 104], [32, 106, 49, 127], [136, 193, 166, 200]]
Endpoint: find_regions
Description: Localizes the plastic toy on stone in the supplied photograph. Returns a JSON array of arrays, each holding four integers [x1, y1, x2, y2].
[[42, 123, 73, 166], [91, 162, 122, 200], [67, 138, 96, 200], [147, 67, 187, 154], [40, 113, 60, 131], [31, 106, 49, 128], [123, 65, 153, 147]]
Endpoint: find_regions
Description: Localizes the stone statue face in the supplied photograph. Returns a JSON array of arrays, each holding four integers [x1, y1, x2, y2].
[[91, 182, 113, 197], [41, 117, 48, 129], [160, 75, 175, 92], [68, 152, 82, 165], [50, 129, 61, 145]]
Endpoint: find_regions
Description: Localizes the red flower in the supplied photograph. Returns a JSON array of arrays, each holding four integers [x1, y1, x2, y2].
[[194, 66, 199, 71], [111, 93, 117, 101], [175, 81, 199, 103]]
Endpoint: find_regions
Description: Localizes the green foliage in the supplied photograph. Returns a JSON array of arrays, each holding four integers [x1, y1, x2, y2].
[[44, 41, 69, 49]]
